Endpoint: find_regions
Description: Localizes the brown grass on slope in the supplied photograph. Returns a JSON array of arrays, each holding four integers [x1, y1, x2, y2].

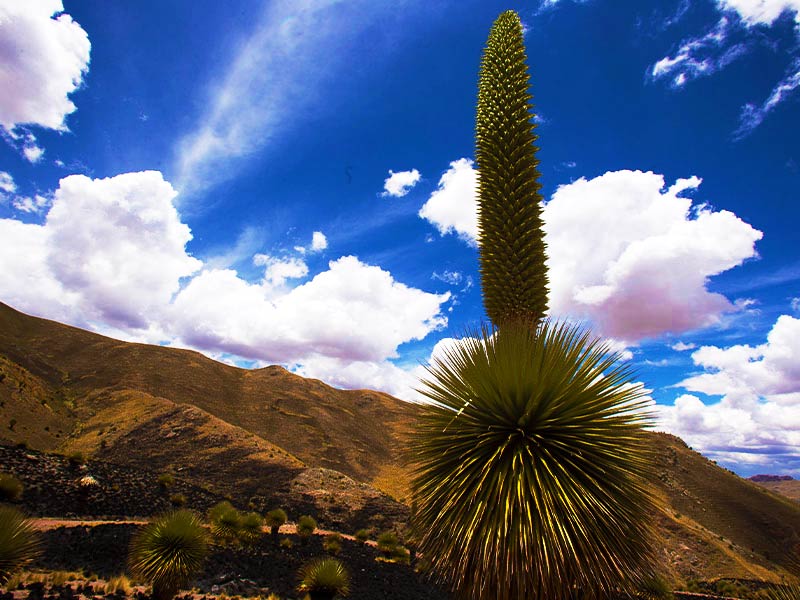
[[3, 301, 800, 582], [0, 301, 418, 490]]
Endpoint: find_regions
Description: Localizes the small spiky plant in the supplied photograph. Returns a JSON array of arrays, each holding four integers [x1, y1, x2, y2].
[[207, 501, 241, 544], [297, 557, 351, 600], [0, 506, 41, 584], [265, 508, 288, 538], [411, 322, 658, 600], [0, 474, 23, 502], [353, 529, 370, 544], [128, 510, 208, 600], [476, 10, 548, 328], [323, 532, 343, 555], [376, 531, 398, 558], [297, 515, 317, 542], [238, 512, 263, 547]]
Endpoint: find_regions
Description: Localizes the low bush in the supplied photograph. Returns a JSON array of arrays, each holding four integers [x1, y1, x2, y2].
[[105, 574, 132, 594], [376, 531, 398, 557], [67, 451, 85, 468], [0, 473, 23, 502], [128, 510, 208, 600], [157, 474, 175, 490], [637, 575, 674, 600], [169, 493, 186, 507], [389, 545, 410, 564], [207, 501, 235, 523], [296, 515, 317, 542], [323, 533, 342, 555], [353, 529, 370, 543], [279, 537, 294, 550], [0, 506, 41, 584]]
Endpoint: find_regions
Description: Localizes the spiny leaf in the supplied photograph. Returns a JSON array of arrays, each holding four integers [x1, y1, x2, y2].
[[410, 321, 659, 600], [128, 510, 208, 600]]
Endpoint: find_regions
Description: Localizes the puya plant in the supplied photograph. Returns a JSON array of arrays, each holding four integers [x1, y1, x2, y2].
[[0, 506, 41, 585], [297, 557, 351, 600], [207, 501, 242, 545], [410, 10, 659, 600], [128, 510, 208, 600]]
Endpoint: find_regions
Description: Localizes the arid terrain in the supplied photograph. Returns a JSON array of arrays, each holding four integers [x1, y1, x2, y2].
[[2, 301, 800, 598]]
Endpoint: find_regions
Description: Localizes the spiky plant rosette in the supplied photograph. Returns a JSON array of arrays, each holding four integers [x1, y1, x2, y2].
[[128, 510, 208, 600], [0, 506, 41, 584], [238, 512, 263, 546], [767, 586, 800, 600], [265, 508, 287, 532], [410, 321, 659, 600], [297, 557, 351, 597]]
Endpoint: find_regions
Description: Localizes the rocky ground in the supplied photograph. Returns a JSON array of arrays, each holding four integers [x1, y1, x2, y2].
[[0, 444, 449, 599], [0, 444, 406, 534], [20, 523, 450, 600], [0, 444, 222, 518]]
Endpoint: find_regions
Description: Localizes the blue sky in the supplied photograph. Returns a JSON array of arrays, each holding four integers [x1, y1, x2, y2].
[[1, 0, 799, 476]]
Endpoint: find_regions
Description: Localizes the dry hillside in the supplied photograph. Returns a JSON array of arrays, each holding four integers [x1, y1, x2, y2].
[[1, 301, 800, 585]]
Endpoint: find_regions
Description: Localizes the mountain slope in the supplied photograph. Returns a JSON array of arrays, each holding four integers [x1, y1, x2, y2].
[[1, 301, 800, 584], [650, 434, 800, 581], [0, 301, 416, 492], [750, 477, 800, 503]]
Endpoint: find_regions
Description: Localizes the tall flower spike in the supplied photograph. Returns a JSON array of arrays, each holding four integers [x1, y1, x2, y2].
[[476, 10, 549, 328]]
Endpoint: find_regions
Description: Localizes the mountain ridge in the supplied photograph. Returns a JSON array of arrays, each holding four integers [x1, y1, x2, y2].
[[1, 301, 799, 585]]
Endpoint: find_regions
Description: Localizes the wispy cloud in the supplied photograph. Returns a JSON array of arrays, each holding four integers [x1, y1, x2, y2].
[[173, 0, 421, 201], [650, 1, 800, 136], [734, 58, 800, 138], [649, 16, 748, 88], [718, 259, 800, 294]]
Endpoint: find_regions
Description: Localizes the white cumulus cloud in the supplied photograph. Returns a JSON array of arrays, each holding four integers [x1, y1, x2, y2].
[[0, 0, 90, 132], [544, 170, 762, 341], [0, 171, 15, 194], [719, 0, 800, 24], [0, 170, 450, 400], [22, 140, 44, 163], [169, 255, 449, 365], [12, 194, 50, 214], [311, 231, 328, 252], [382, 169, 421, 197], [418, 158, 478, 245], [419, 163, 761, 343], [659, 315, 800, 473], [671, 341, 697, 352], [253, 254, 309, 288], [291, 355, 423, 401], [679, 315, 800, 404], [0, 172, 201, 330], [46, 172, 202, 328]]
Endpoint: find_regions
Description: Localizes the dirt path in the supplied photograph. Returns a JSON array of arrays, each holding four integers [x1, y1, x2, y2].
[[29, 518, 374, 544]]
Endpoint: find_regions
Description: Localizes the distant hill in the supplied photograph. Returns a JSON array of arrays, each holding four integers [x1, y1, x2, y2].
[[749, 476, 800, 503], [0, 301, 410, 529], [1, 301, 799, 585]]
